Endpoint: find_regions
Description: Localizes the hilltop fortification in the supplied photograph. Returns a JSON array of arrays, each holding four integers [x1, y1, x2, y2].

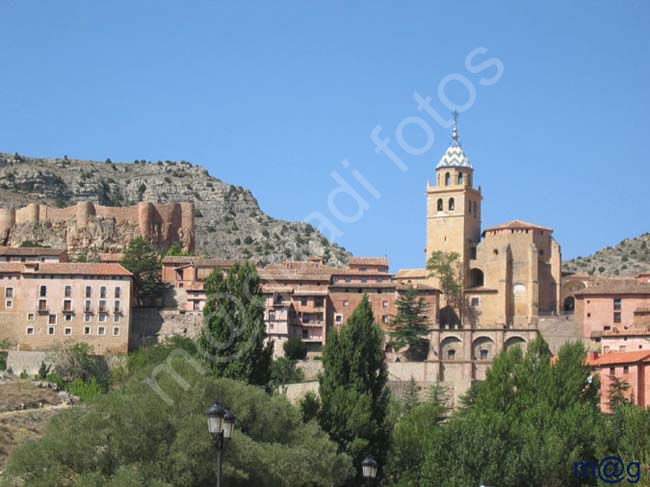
[[0, 201, 194, 254], [0, 152, 349, 264]]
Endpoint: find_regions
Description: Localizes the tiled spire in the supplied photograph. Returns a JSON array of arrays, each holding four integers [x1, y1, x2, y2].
[[436, 111, 472, 169]]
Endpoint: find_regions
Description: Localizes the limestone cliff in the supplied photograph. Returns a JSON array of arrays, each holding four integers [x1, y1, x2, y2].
[[0, 152, 350, 265]]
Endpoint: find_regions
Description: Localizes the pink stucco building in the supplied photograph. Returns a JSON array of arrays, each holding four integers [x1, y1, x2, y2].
[[0, 261, 133, 355], [587, 350, 650, 413], [574, 277, 650, 352]]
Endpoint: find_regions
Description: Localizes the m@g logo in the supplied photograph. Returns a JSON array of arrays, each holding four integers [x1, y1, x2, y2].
[[573, 456, 640, 484]]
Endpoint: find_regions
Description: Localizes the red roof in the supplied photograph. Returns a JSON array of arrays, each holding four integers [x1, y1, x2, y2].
[[162, 256, 239, 267], [0, 246, 67, 257], [0, 262, 132, 277], [483, 220, 553, 234], [348, 256, 389, 267], [574, 278, 650, 296], [99, 253, 124, 263], [586, 350, 650, 366]]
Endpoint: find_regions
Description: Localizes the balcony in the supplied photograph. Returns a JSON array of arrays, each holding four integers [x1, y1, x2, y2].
[[301, 321, 325, 327], [301, 336, 323, 343]]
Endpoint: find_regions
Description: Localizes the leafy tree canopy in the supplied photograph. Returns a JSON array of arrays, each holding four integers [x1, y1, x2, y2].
[[1, 349, 352, 487], [417, 337, 604, 487], [198, 262, 273, 387], [120, 237, 165, 306], [165, 242, 191, 257]]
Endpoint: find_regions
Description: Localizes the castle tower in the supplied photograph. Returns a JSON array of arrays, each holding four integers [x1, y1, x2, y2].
[[425, 113, 482, 278]]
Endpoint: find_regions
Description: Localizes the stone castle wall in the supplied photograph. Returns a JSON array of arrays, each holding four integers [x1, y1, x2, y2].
[[0, 201, 194, 253]]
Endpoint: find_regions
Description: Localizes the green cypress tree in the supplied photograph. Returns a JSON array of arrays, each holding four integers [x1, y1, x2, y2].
[[120, 237, 164, 306], [198, 262, 273, 386], [318, 295, 390, 482], [388, 287, 432, 360]]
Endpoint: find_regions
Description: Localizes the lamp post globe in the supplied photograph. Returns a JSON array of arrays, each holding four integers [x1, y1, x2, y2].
[[222, 410, 237, 440], [207, 401, 226, 435], [361, 455, 378, 485]]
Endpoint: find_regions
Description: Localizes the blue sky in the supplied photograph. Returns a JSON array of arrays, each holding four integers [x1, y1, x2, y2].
[[1, 1, 648, 271]]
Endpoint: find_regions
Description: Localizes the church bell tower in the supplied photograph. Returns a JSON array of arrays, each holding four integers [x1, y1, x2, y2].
[[425, 113, 482, 277]]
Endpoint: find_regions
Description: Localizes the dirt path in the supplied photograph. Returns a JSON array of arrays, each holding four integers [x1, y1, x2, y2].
[[0, 402, 70, 419]]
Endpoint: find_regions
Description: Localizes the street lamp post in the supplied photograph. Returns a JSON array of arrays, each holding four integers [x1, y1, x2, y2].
[[207, 401, 237, 487], [361, 455, 378, 486]]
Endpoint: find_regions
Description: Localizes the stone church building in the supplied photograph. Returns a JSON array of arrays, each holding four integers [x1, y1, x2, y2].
[[395, 117, 562, 397]]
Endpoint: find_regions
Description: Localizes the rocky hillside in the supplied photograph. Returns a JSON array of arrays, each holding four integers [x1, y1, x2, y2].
[[563, 233, 650, 276], [0, 152, 350, 266]]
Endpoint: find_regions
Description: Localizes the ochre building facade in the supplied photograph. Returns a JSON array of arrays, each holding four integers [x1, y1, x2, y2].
[[401, 121, 562, 395]]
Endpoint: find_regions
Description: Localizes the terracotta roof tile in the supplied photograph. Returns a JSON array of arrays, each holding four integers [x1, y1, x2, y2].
[[99, 253, 124, 262], [0, 246, 67, 257], [574, 278, 650, 296], [587, 350, 650, 366], [0, 263, 23, 273], [396, 282, 440, 293], [394, 268, 429, 279], [332, 270, 392, 277], [348, 256, 389, 267], [0, 262, 132, 277], [483, 220, 553, 234], [259, 262, 337, 282], [329, 281, 397, 290], [162, 256, 239, 267]]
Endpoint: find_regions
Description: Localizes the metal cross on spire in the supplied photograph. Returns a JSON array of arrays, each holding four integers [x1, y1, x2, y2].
[[452, 110, 459, 144]]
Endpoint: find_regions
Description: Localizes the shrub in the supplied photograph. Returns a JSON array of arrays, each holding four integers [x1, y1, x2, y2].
[[2, 374, 353, 486], [270, 357, 305, 390], [284, 337, 308, 360], [66, 378, 103, 402], [244, 236, 253, 245], [45, 373, 65, 390], [52, 343, 110, 391], [299, 391, 321, 423], [38, 361, 51, 379]]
